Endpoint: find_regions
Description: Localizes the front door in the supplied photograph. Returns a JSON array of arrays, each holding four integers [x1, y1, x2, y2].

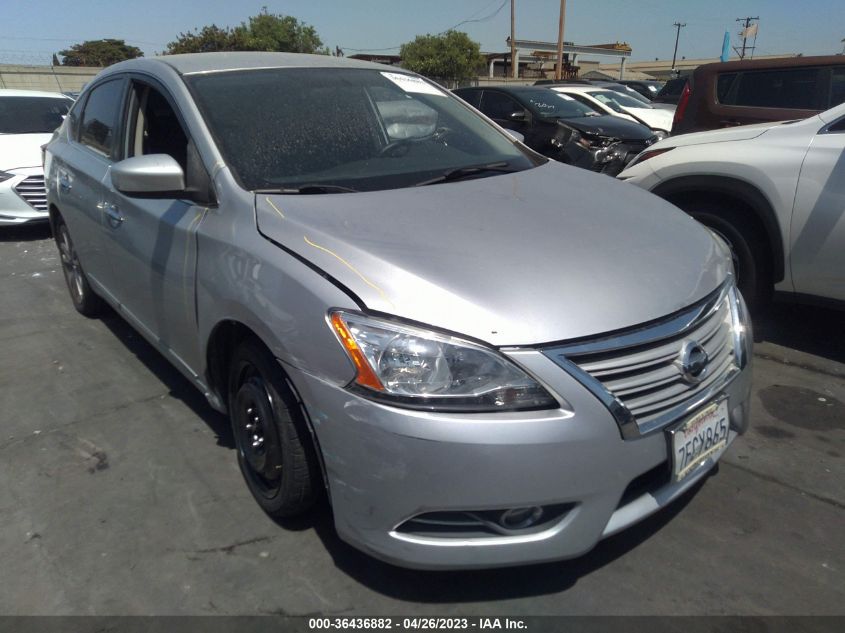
[[102, 79, 212, 374], [789, 115, 845, 301]]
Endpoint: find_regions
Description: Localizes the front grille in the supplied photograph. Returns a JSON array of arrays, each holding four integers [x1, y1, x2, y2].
[[14, 175, 47, 212], [544, 284, 740, 437]]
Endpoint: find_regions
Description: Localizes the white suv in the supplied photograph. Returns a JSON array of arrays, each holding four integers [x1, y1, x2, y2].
[[619, 101, 845, 309], [0, 90, 73, 225]]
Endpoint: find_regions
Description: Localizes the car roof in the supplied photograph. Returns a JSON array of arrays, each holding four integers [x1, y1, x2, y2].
[[103, 52, 391, 77], [0, 89, 72, 99], [694, 54, 844, 76]]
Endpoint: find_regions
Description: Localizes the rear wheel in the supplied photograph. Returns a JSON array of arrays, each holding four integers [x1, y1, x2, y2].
[[55, 218, 104, 317], [228, 337, 319, 518], [676, 199, 771, 312]]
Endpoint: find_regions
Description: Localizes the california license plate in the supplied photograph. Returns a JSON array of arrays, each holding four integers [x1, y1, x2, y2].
[[670, 399, 730, 482]]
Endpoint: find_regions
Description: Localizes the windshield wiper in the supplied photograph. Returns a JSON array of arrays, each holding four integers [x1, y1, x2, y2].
[[255, 184, 358, 194], [414, 162, 518, 187]]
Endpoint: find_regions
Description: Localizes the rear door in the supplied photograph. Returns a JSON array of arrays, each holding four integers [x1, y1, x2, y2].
[[53, 78, 126, 292], [789, 114, 845, 301], [102, 77, 213, 373]]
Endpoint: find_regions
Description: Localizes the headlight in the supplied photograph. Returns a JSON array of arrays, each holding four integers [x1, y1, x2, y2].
[[0, 171, 14, 183], [727, 283, 751, 370], [329, 311, 558, 412], [625, 146, 674, 169]]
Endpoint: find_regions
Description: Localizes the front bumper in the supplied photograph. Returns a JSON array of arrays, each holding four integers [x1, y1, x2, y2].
[[286, 345, 752, 570], [0, 167, 49, 225]]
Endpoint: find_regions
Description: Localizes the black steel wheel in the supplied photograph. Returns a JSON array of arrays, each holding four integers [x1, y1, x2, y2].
[[228, 337, 320, 517]]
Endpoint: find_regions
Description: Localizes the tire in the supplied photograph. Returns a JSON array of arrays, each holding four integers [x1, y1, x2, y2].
[[54, 217, 104, 317], [227, 337, 320, 518], [677, 199, 771, 312]]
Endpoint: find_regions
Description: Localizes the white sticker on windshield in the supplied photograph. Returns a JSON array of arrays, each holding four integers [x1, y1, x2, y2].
[[555, 93, 575, 101], [381, 72, 447, 97]]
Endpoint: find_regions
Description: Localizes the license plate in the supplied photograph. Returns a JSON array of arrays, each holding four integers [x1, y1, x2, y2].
[[670, 399, 730, 482]]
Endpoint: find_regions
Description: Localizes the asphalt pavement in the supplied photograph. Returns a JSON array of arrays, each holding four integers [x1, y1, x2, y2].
[[0, 223, 842, 615]]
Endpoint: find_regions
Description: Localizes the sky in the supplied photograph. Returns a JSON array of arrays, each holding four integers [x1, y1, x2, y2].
[[3, 0, 844, 66]]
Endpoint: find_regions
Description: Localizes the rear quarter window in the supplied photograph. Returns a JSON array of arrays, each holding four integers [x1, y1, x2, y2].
[[831, 67, 845, 108], [725, 68, 823, 109]]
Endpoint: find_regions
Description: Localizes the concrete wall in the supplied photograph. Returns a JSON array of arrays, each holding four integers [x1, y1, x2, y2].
[[0, 65, 103, 93]]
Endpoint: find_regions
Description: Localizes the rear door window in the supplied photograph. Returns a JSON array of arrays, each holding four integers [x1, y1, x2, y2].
[[79, 79, 124, 157], [479, 91, 523, 120], [728, 68, 822, 109]]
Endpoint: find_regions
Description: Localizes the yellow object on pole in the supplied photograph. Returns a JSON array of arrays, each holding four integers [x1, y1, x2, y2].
[[555, 0, 566, 80]]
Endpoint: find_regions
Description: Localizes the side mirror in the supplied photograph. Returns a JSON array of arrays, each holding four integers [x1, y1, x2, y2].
[[508, 110, 528, 123], [505, 129, 525, 143], [111, 154, 186, 197]]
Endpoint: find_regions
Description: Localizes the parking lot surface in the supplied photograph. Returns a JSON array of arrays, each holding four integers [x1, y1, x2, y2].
[[1, 224, 843, 615]]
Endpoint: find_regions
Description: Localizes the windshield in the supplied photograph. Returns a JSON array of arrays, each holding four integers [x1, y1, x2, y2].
[[186, 68, 539, 192], [588, 90, 652, 111], [521, 89, 599, 119], [0, 96, 72, 134]]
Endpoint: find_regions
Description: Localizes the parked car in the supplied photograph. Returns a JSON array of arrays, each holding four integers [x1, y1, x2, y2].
[[0, 89, 73, 225], [454, 85, 659, 175], [617, 80, 665, 100], [45, 52, 751, 570], [653, 76, 688, 105], [548, 85, 673, 134], [672, 55, 845, 135], [588, 80, 655, 105], [620, 101, 845, 309]]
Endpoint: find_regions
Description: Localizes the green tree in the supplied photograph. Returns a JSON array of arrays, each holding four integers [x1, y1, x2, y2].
[[165, 11, 327, 55], [232, 11, 328, 54], [400, 31, 485, 85], [165, 25, 238, 54], [59, 39, 143, 67]]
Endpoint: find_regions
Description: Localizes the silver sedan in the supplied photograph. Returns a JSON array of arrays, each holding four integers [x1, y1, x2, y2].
[[44, 53, 752, 569]]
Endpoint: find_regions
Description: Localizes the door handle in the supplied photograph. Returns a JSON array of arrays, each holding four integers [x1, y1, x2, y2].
[[105, 203, 124, 228]]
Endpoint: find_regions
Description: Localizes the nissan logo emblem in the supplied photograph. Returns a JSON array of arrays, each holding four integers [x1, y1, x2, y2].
[[677, 340, 709, 384]]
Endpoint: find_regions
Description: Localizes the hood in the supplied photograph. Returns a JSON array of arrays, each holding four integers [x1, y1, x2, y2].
[[661, 120, 784, 148], [255, 161, 730, 347], [557, 114, 653, 141], [0, 133, 51, 170], [619, 106, 674, 133]]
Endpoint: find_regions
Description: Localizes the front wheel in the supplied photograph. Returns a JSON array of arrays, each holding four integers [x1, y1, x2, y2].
[[228, 337, 320, 518], [677, 200, 771, 312], [55, 218, 104, 317]]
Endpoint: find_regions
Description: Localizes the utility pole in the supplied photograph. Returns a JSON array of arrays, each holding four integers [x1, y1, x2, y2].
[[510, 0, 517, 78], [671, 22, 686, 77], [735, 16, 759, 59], [555, 0, 567, 80]]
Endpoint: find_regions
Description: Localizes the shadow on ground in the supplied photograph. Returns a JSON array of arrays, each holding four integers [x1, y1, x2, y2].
[[0, 223, 52, 242], [754, 300, 845, 365], [98, 308, 234, 449]]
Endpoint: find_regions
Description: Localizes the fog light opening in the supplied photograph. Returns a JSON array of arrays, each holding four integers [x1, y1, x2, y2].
[[499, 506, 544, 530]]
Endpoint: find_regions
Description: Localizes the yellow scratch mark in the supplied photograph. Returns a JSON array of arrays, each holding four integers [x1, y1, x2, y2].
[[265, 197, 285, 219], [303, 236, 395, 309]]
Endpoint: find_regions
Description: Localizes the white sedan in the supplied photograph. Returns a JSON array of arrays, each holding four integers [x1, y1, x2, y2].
[[619, 101, 845, 308], [0, 89, 73, 225], [549, 86, 674, 135]]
